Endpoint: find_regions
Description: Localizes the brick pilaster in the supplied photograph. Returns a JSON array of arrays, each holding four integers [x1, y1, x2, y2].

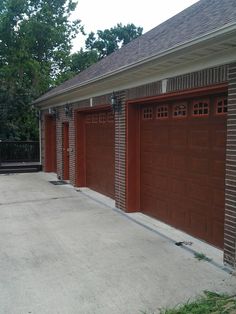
[[115, 91, 126, 210], [224, 63, 236, 268]]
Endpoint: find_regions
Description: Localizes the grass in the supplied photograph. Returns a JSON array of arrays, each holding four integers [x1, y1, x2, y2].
[[160, 291, 236, 314], [194, 252, 212, 262]]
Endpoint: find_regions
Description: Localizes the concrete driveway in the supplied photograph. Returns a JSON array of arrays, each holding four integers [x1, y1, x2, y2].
[[0, 172, 235, 314]]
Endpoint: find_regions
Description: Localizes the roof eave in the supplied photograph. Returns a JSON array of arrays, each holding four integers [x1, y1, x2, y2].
[[33, 21, 236, 107]]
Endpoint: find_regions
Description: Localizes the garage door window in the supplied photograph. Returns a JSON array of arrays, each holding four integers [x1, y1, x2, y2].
[[173, 103, 187, 118], [99, 112, 107, 123], [192, 99, 209, 116], [215, 97, 227, 115], [156, 105, 168, 119], [142, 107, 153, 120], [92, 113, 98, 123]]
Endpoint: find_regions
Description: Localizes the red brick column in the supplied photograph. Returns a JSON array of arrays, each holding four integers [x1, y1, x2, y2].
[[115, 91, 126, 210], [56, 107, 62, 178], [224, 63, 236, 268]]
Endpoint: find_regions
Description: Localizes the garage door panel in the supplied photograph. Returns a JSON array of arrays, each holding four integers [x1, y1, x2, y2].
[[186, 172, 209, 187], [212, 206, 224, 223], [141, 173, 153, 188], [45, 116, 57, 172], [211, 159, 225, 177], [212, 220, 224, 248], [188, 182, 211, 203], [141, 129, 152, 144], [152, 199, 170, 222], [140, 96, 226, 248], [170, 153, 187, 172], [153, 126, 169, 147], [141, 182, 154, 193], [212, 189, 225, 210], [213, 136, 226, 150], [151, 152, 170, 168], [170, 128, 188, 147], [170, 178, 188, 196], [141, 151, 153, 165], [189, 156, 209, 174], [209, 176, 225, 190], [212, 205, 224, 225], [188, 198, 211, 216], [189, 212, 208, 238], [190, 129, 210, 148], [170, 199, 189, 229], [152, 175, 169, 191], [141, 191, 154, 213], [212, 129, 226, 149]]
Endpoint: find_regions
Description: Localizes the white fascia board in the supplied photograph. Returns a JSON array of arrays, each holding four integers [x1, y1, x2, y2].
[[37, 48, 236, 110]]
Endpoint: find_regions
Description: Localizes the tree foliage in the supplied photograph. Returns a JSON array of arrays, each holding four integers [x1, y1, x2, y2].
[[0, 0, 81, 140], [0, 0, 143, 141], [55, 48, 99, 85], [71, 48, 99, 73], [85, 23, 143, 59], [67, 23, 143, 75]]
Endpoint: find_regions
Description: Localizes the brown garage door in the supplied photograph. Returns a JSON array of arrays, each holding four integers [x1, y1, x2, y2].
[[85, 110, 115, 198], [140, 95, 227, 248], [44, 115, 57, 173]]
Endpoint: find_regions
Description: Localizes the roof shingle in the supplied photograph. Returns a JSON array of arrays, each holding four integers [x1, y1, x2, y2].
[[35, 0, 236, 103]]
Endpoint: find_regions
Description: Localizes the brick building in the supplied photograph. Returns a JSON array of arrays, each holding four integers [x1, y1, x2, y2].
[[34, 0, 236, 268]]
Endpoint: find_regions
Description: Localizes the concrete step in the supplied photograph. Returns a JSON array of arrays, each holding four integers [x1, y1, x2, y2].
[[0, 164, 42, 174]]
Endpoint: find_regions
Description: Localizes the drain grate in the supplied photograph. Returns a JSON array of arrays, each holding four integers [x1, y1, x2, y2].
[[49, 180, 69, 185], [175, 241, 193, 246]]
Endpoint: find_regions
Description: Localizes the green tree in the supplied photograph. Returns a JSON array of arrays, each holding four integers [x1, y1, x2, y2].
[[67, 23, 143, 75], [55, 48, 99, 84], [70, 48, 99, 73], [0, 0, 81, 140], [85, 23, 143, 59]]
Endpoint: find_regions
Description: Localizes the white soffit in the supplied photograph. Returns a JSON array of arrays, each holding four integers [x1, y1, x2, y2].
[[37, 27, 236, 108]]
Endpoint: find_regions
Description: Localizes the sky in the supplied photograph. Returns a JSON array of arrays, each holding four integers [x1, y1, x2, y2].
[[71, 0, 199, 52]]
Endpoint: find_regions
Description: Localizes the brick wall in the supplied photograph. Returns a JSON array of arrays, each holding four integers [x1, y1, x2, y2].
[[167, 66, 228, 92], [56, 107, 63, 178], [126, 65, 228, 101], [69, 108, 76, 185], [126, 81, 162, 100], [224, 63, 236, 268]]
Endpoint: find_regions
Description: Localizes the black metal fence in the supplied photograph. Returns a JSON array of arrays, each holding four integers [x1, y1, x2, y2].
[[0, 141, 40, 163]]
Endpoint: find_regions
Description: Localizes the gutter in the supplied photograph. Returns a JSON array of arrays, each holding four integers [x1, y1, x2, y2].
[[33, 22, 236, 106]]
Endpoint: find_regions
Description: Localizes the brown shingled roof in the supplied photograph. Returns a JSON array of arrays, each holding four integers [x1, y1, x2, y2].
[[35, 0, 236, 103]]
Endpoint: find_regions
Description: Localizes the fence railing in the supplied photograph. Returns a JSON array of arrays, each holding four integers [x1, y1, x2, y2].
[[0, 141, 40, 163]]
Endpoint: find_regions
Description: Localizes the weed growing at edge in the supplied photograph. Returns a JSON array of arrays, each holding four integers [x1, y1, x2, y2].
[[160, 291, 236, 314], [194, 252, 212, 262]]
